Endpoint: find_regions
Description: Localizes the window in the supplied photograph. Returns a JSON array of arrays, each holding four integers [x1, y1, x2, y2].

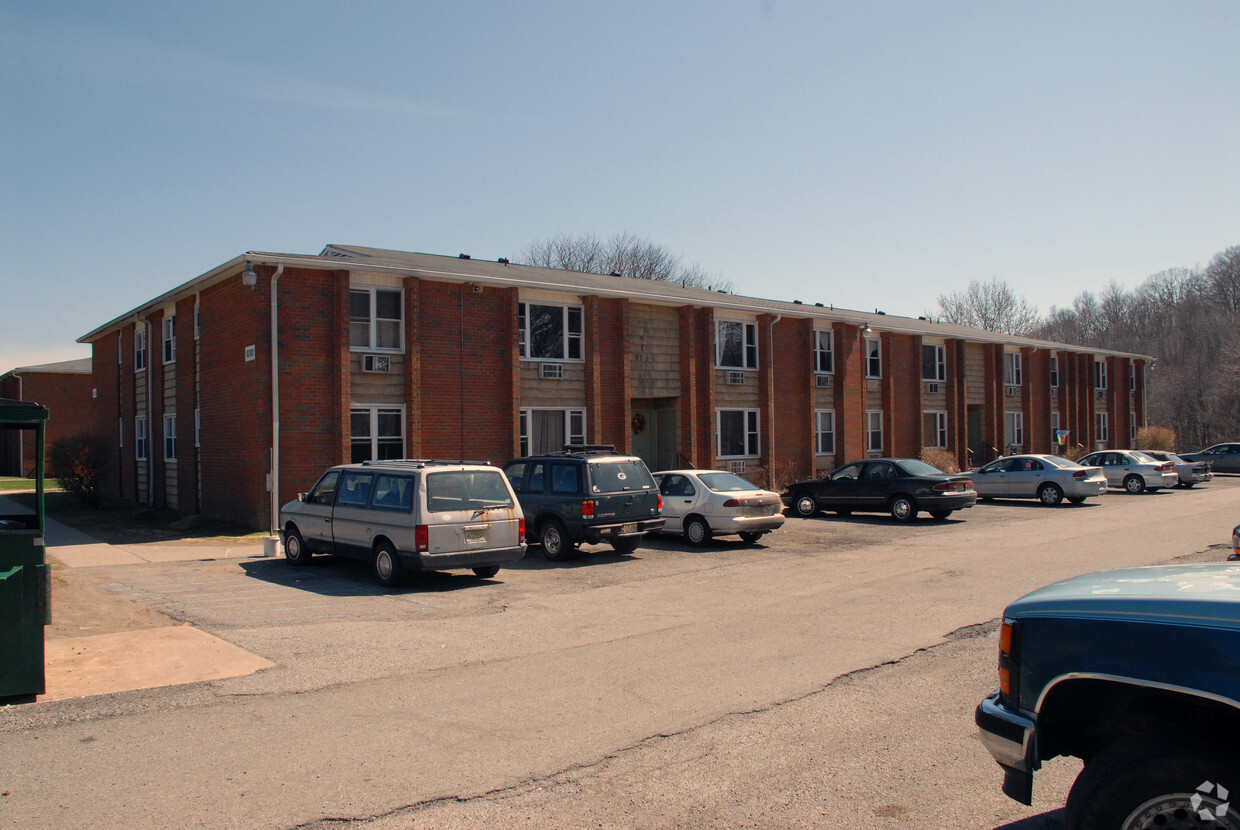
[[815, 410, 835, 455], [1004, 352, 1022, 386], [1095, 359, 1108, 390], [814, 329, 834, 374], [1052, 411, 1063, 452], [922, 344, 945, 382], [134, 326, 147, 372], [716, 320, 758, 369], [1096, 412, 1109, 442], [1049, 354, 1059, 388], [350, 287, 403, 351], [162, 315, 176, 364], [163, 414, 176, 461], [1130, 363, 1137, 391], [338, 471, 374, 507], [194, 300, 200, 340], [350, 406, 404, 463], [865, 338, 881, 378], [135, 417, 148, 461], [923, 411, 948, 448], [371, 475, 413, 511], [717, 409, 759, 458], [518, 302, 583, 361], [1005, 411, 1024, 448], [866, 410, 883, 453], [520, 408, 585, 455], [195, 408, 201, 448]]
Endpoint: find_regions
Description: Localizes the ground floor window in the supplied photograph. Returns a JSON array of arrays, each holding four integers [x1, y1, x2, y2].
[[135, 416, 148, 461], [866, 410, 883, 453], [815, 410, 835, 455], [1005, 411, 1024, 449], [351, 406, 404, 463], [163, 414, 177, 462], [923, 411, 947, 449], [717, 409, 759, 458], [520, 408, 585, 456], [1095, 412, 1109, 444]]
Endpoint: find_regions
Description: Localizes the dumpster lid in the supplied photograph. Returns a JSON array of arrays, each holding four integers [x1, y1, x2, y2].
[[0, 399, 49, 423]]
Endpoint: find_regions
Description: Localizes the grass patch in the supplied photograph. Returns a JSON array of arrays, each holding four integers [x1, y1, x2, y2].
[[0, 476, 59, 492], [5, 490, 266, 545]]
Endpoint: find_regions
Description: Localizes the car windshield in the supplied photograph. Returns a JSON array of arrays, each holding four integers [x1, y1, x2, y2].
[[696, 472, 759, 493], [897, 459, 945, 477], [590, 459, 656, 493]]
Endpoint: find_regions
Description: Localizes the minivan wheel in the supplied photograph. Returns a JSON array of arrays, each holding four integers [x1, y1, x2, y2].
[[889, 495, 917, 522], [540, 519, 572, 561], [373, 541, 404, 587], [472, 566, 500, 579], [1038, 483, 1064, 506], [1124, 475, 1146, 494], [684, 516, 712, 547], [283, 526, 312, 565]]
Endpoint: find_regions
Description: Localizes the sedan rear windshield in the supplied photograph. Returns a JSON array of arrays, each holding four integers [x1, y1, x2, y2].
[[589, 460, 656, 493], [697, 472, 759, 492]]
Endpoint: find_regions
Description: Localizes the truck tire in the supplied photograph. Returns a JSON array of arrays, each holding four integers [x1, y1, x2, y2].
[[1064, 738, 1240, 830]]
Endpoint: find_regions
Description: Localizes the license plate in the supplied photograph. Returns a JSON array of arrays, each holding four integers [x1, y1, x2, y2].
[[744, 505, 767, 517], [465, 527, 486, 544], [621, 522, 637, 534]]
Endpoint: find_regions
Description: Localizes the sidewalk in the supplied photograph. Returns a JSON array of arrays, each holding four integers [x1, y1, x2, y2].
[[0, 495, 274, 703]]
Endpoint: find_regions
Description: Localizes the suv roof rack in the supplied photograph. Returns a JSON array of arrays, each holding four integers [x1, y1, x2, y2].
[[550, 444, 618, 456], [360, 458, 492, 468]]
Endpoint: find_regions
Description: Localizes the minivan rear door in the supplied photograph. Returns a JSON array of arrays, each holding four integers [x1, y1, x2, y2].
[[424, 469, 521, 555]]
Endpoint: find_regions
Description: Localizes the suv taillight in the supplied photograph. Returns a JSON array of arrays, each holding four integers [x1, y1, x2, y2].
[[998, 618, 1019, 706], [581, 500, 595, 519], [518, 518, 526, 545], [415, 524, 429, 552], [657, 493, 663, 511]]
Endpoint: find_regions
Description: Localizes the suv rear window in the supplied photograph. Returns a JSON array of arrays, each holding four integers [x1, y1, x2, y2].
[[426, 470, 515, 512], [589, 460, 656, 494]]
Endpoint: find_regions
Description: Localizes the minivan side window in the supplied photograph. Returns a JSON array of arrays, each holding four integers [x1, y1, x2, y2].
[[338, 471, 374, 507], [371, 474, 413, 511], [310, 470, 340, 505]]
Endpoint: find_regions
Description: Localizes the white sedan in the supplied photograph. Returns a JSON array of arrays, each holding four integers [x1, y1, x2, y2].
[[654, 470, 785, 547], [971, 454, 1107, 505]]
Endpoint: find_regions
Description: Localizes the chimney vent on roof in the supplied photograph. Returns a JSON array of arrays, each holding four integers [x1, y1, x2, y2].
[[498, 257, 509, 265], [458, 253, 471, 260]]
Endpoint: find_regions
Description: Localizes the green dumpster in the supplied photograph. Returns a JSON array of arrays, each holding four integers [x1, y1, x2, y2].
[[0, 398, 49, 702]]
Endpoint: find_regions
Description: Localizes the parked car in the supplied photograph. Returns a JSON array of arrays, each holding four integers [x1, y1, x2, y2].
[[976, 563, 1240, 828], [1179, 442, 1240, 473], [653, 470, 784, 546], [503, 445, 663, 560], [780, 458, 976, 522], [279, 459, 526, 586], [1076, 449, 1178, 493], [971, 454, 1107, 505], [1141, 449, 1213, 488]]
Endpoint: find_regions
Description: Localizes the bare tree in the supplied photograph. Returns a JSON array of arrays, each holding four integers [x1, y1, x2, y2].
[[933, 278, 1040, 336], [521, 232, 732, 292]]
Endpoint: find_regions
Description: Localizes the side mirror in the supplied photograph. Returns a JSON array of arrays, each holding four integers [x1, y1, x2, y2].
[[298, 492, 309, 502]]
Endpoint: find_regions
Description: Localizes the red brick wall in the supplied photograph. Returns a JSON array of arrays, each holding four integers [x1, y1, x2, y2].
[[678, 307, 710, 469], [0, 367, 93, 477], [883, 332, 921, 457], [1026, 348, 1051, 454], [585, 297, 631, 452], [175, 297, 200, 514], [834, 323, 865, 463], [771, 317, 813, 482], [947, 340, 968, 470]]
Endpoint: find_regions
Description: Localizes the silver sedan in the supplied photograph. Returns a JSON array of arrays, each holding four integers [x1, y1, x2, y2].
[[654, 470, 785, 547], [1077, 450, 1179, 493], [1141, 450, 1212, 488], [971, 454, 1107, 505]]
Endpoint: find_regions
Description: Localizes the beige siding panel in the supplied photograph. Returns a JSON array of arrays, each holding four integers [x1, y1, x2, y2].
[[520, 362, 585, 407], [964, 344, 986, 405], [715, 371, 760, 408], [350, 271, 404, 289], [350, 354, 405, 403], [630, 304, 680, 399]]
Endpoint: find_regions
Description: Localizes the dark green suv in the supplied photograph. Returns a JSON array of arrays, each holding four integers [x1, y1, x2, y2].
[[502, 446, 664, 560]]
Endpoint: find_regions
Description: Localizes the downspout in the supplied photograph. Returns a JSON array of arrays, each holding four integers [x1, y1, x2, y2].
[[145, 317, 154, 506], [269, 264, 285, 534]]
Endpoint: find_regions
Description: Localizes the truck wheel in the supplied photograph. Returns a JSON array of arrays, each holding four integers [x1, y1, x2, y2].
[[684, 516, 712, 547], [1037, 483, 1064, 506], [1064, 739, 1240, 830], [283, 526, 312, 565], [540, 519, 572, 561], [610, 535, 640, 555], [373, 541, 404, 587], [1124, 475, 1146, 494]]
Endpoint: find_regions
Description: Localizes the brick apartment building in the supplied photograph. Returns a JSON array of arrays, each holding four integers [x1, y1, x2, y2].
[[0, 358, 93, 477], [77, 245, 1150, 531]]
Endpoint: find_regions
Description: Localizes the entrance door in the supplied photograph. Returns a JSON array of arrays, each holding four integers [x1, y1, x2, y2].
[[631, 406, 679, 472], [967, 407, 984, 468]]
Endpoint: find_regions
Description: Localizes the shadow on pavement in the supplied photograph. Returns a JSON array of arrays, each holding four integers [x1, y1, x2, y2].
[[993, 808, 1065, 829]]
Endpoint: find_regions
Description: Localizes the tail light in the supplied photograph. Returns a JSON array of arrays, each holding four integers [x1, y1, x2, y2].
[[1073, 470, 1087, 480], [933, 480, 968, 492], [415, 524, 429, 552], [518, 518, 526, 544], [998, 619, 1019, 706], [657, 493, 663, 511], [722, 497, 758, 507], [581, 499, 595, 519], [1157, 462, 1173, 472]]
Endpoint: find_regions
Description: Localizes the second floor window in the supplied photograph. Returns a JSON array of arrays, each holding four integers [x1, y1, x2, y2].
[[162, 315, 176, 364], [519, 302, 583, 360], [350, 287, 403, 351], [1050, 354, 1059, 388], [814, 329, 833, 373], [134, 326, 147, 372], [1095, 359, 1108, 390], [865, 338, 881, 378], [1004, 352, 1022, 386], [717, 320, 757, 369], [922, 344, 945, 382]]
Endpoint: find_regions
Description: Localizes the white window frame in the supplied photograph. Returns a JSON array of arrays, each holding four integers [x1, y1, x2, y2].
[[194, 408, 201, 448], [518, 302, 584, 362], [813, 329, 834, 374], [716, 319, 758, 370], [194, 299, 200, 340], [1051, 411, 1062, 453], [163, 414, 177, 462], [815, 409, 835, 455], [1049, 353, 1059, 388], [162, 314, 176, 364], [923, 410, 948, 449], [922, 343, 946, 382], [866, 410, 883, 453], [1004, 352, 1022, 386], [134, 326, 147, 372], [1096, 412, 1109, 443], [350, 286, 404, 352], [350, 405, 406, 463], [1095, 359, 1108, 390], [717, 408, 760, 459], [519, 407, 586, 456], [1130, 363, 1136, 391], [135, 417, 148, 461], [865, 338, 881, 379], [1005, 411, 1024, 448]]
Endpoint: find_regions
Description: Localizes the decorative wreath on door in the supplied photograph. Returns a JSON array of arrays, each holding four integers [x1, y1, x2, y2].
[[631, 413, 647, 435]]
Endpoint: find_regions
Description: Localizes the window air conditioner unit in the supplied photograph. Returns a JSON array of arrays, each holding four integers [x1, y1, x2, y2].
[[729, 460, 747, 475], [816, 374, 831, 388], [540, 362, 563, 380], [925, 382, 939, 393], [1051, 387, 1058, 397], [726, 371, 745, 385], [362, 354, 391, 373], [1096, 390, 1106, 400], [1005, 386, 1019, 397]]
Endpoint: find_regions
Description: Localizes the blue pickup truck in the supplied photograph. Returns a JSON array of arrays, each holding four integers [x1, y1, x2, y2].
[[976, 562, 1240, 829]]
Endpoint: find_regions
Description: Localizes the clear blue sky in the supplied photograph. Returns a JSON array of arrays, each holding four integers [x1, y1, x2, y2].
[[2, 1, 1237, 373]]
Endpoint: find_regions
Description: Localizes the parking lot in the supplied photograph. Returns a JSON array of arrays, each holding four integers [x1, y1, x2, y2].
[[2, 477, 1238, 829]]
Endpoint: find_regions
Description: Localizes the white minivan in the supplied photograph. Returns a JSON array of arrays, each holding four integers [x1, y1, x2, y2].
[[279, 460, 526, 586]]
